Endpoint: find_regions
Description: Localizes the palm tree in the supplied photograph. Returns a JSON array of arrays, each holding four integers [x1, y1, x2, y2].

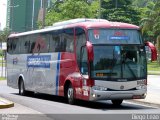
[[141, 1, 160, 40]]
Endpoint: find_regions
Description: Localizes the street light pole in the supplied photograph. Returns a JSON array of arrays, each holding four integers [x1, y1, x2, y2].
[[115, 0, 118, 8], [98, 0, 101, 19], [42, 0, 46, 28], [32, 0, 35, 30]]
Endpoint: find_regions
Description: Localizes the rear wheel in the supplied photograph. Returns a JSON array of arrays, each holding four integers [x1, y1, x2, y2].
[[67, 84, 75, 104], [111, 100, 123, 106], [19, 80, 26, 96]]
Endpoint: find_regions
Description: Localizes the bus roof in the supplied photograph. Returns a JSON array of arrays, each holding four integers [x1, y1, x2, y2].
[[8, 18, 140, 38]]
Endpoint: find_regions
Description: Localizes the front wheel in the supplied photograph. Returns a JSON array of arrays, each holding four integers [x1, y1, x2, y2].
[[111, 100, 123, 106], [67, 84, 75, 104]]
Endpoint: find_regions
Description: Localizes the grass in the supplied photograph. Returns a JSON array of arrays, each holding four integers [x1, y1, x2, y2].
[[147, 61, 160, 75], [0, 56, 6, 67], [0, 77, 6, 80]]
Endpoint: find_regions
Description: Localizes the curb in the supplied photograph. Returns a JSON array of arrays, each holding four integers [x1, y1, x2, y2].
[[126, 100, 160, 108], [0, 97, 14, 109]]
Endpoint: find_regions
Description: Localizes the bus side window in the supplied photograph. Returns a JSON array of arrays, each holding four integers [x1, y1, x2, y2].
[[50, 29, 74, 53], [48, 30, 61, 52], [20, 36, 30, 54], [75, 28, 87, 72], [80, 46, 88, 75], [7, 39, 12, 54], [38, 33, 49, 53], [30, 42, 35, 53], [33, 35, 47, 53], [60, 38, 66, 52], [55, 36, 61, 52], [62, 28, 74, 52], [11, 38, 20, 54]]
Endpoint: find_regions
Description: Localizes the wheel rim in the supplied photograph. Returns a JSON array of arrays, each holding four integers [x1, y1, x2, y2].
[[67, 87, 73, 102]]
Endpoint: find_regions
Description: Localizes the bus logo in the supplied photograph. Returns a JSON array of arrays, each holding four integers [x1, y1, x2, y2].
[[93, 29, 100, 39], [120, 85, 124, 90], [27, 55, 51, 68]]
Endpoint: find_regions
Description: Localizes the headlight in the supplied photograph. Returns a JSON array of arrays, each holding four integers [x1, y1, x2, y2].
[[137, 79, 147, 85], [136, 79, 147, 90]]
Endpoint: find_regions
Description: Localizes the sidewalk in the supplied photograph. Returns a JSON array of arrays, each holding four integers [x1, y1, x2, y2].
[[0, 97, 14, 109]]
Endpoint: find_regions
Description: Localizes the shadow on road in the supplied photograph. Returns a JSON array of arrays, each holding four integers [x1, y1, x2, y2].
[[12, 92, 155, 110]]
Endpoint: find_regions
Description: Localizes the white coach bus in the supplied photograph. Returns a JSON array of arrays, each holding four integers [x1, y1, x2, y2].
[[7, 19, 147, 105]]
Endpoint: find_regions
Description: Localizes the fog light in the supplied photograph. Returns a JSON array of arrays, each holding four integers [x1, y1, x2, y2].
[[136, 85, 146, 90], [144, 93, 147, 97], [92, 94, 96, 98]]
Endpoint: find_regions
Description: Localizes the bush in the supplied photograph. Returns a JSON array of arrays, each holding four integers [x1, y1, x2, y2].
[[0, 50, 3, 56], [157, 36, 160, 65]]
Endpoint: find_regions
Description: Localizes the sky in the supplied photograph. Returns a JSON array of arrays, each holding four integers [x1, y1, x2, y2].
[[0, 0, 7, 30]]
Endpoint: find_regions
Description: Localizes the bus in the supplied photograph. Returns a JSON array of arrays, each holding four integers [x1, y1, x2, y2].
[[7, 18, 147, 105]]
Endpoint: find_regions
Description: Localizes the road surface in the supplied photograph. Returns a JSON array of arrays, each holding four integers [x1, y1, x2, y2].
[[0, 76, 160, 120]]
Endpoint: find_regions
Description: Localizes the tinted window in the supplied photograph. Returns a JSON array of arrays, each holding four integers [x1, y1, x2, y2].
[[7, 38, 20, 54], [62, 29, 74, 52], [7, 28, 74, 54], [32, 34, 49, 53], [75, 28, 86, 69], [49, 28, 74, 52], [20, 34, 49, 54], [20, 36, 31, 54], [7, 39, 12, 54]]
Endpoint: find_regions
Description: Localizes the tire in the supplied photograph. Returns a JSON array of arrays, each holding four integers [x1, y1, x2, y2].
[[111, 100, 123, 106], [67, 84, 75, 104], [19, 80, 26, 96]]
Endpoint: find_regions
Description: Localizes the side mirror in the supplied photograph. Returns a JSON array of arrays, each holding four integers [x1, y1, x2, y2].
[[86, 41, 94, 62], [145, 41, 157, 61]]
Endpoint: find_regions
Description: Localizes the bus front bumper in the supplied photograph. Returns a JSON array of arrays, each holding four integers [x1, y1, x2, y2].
[[89, 89, 147, 101]]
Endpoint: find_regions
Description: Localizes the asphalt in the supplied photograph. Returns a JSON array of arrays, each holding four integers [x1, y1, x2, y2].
[[0, 75, 160, 109]]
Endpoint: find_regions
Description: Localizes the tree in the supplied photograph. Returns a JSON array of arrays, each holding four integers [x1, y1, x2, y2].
[[132, 0, 157, 7], [157, 36, 160, 64], [45, 0, 98, 26], [101, 0, 142, 25], [0, 28, 10, 58], [140, 0, 160, 43], [0, 28, 10, 42]]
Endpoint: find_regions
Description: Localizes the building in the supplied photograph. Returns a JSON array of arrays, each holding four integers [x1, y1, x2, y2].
[[6, 0, 52, 33]]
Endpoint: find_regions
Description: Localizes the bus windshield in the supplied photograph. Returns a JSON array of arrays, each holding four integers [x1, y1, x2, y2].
[[90, 45, 147, 80], [88, 29, 142, 44]]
